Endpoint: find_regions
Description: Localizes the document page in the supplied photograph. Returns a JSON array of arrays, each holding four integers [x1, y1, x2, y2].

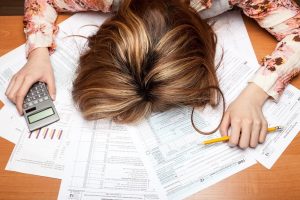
[[58, 120, 164, 200], [3, 37, 84, 178], [210, 10, 259, 68], [0, 93, 25, 143], [0, 46, 27, 143], [5, 96, 80, 178], [132, 49, 258, 200], [250, 85, 300, 168], [133, 110, 256, 200], [0, 12, 107, 144]]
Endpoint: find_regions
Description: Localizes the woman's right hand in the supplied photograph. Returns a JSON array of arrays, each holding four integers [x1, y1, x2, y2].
[[5, 48, 56, 115]]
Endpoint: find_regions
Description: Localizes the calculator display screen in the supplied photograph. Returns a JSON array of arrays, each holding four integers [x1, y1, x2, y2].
[[28, 108, 54, 124]]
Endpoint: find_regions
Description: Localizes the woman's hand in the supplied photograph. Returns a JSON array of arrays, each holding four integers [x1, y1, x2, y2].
[[220, 83, 269, 149], [5, 48, 56, 115]]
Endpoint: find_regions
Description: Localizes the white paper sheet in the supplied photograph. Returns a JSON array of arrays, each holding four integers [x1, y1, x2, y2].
[[0, 93, 25, 143], [0, 12, 106, 144], [2, 34, 85, 178], [133, 113, 256, 200], [0, 45, 27, 143], [6, 99, 80, 178], [249, 85, 300, 168], [55, 13, 164, 199], [58, 119, 164, 200], [211, 10, 259, 68], [131, 49, 258, 200]]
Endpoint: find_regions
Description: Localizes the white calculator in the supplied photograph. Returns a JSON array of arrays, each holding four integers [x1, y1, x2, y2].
[[23, 82, 59, 131]]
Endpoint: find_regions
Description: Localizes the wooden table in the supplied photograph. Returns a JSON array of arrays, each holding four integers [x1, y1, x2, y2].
[[0, 14, 300, 200]]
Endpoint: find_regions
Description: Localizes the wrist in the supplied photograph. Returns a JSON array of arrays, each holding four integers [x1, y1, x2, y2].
[[28, 47, 50, 60], [242, 83, 269, 106]]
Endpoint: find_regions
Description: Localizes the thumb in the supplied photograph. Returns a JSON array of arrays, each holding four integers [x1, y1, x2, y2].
[[219, 112, 230, 136], [45, 76, 56, 100]]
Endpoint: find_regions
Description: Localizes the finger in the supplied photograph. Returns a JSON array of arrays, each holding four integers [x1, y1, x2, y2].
[[228, 119, 241, 147], [15, 77, 35, 115], [259, 119, 268, 143], [45, 75, 56, 100], [239, 120, 252, 149], [219, 113, 230, 136], [250, 120, 261, 148], [5, 75, 16, 97], [7, 76, 24, 103]]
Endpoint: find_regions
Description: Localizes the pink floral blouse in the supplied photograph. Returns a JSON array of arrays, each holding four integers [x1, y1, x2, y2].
[[24, 0, 300, 100]]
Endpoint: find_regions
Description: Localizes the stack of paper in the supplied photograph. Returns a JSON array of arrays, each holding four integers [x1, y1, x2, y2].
[[0, 10, 299, 200]]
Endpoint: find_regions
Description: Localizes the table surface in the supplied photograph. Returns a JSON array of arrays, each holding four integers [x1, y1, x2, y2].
[[0, 14, 300, 200]]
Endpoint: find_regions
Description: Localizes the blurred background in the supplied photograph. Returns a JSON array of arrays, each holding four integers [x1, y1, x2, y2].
[[0, 0, 300, 16], [0, 0, 24, 16]]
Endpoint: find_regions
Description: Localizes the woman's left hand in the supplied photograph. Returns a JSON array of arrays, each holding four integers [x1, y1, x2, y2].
[[219, 83, 270, 149]]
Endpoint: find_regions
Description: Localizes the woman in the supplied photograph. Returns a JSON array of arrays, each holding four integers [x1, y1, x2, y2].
[[5, 0, 300, 149]]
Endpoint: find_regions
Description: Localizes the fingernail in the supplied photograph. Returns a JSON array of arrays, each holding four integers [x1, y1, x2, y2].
[[51, 94, 56, 100], [228, 143, 234, 147]]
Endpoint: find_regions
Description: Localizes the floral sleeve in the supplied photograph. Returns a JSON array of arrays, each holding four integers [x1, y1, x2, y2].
[[230, 0, 300, 101], [24, 0, 113, 57], [190, 0, 214, 12]]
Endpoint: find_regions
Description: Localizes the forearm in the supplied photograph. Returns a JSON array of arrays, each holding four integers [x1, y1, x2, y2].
[[24, 0, 114, 56], [230, 0, 300, 100], [28, 47, 50, 61], [250, 32, 300, 100]]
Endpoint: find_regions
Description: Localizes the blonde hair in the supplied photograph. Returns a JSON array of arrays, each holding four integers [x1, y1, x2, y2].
[[72, 0, 222, 130]]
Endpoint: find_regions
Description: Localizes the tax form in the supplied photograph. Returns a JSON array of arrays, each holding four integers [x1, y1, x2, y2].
[[0, 12, 105, 144], [0, 46, 27, 143], [210, 10, 259, 68], [250, 85, 300, 169], [57, 11, 257, 200], [131, 47, 300, 199], [58, 120, 164, 200], [0, 12, 121, 179], [131, 49, 258, 200]]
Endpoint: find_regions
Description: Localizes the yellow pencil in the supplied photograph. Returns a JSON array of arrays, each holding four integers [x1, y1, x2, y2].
[[202, 126, 284, 145]]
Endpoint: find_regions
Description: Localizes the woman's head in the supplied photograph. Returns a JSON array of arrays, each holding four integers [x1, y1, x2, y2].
[[72, 0, 221, 123]]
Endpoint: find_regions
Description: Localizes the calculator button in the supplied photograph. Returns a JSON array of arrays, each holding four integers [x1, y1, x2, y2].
[[28, 102, 33, 107], [43, 96, 49, 101], [38, 98, 43, 103], [33, 100, 38, 104]]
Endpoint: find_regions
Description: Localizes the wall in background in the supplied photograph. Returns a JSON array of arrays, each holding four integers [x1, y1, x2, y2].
[[0, 0, 300, 16], [0, 0, 24, 16]]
